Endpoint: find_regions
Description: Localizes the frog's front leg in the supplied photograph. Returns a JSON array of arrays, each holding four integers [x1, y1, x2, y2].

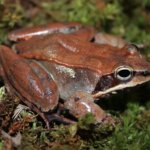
[[64, 91, 123, 127]]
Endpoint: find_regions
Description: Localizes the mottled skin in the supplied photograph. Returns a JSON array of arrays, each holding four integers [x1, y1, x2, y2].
[[0, 22, 150, 129]]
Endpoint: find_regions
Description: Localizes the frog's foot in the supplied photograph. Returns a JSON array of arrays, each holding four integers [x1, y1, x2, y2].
[[100, 115, 123, 129], [46, 114, 77, 125]]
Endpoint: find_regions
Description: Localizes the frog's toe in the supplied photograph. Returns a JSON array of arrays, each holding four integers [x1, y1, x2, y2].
[[100, 115, 123, 128], [46, 114, 77, 125], [114, 119, 124, 127]]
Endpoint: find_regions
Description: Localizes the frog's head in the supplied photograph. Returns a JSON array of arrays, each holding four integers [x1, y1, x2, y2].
[[93, 44, 150, 98]]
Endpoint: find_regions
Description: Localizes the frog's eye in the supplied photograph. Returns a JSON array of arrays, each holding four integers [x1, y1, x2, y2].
[[130, 44, 140, 52], [114, 66, 133, 81]]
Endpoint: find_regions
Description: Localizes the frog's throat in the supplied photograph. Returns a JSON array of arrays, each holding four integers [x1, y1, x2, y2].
[[92, 77, 150, 98]]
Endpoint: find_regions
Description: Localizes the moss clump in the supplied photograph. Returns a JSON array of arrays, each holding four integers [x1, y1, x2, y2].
[[1, 0, 150, 149]]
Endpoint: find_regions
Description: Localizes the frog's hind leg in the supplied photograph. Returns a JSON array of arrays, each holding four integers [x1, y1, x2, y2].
[[21, 98, 78, 129], [7, 22, 83, 42], [0, 45, 59, 129], [7, 22, 95, 42], [0, 62, 50, 129], [0, 66, 73, 129]]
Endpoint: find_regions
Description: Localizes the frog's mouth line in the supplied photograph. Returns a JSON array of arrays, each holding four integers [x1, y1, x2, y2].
[[93, 71, 150, 98]]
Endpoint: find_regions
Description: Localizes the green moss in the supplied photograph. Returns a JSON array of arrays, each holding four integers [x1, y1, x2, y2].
[[0, 140, 4, 150], [1, 0, 150, 149]]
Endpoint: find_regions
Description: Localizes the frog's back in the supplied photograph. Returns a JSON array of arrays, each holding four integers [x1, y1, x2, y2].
[[15, 33, 123, 76]]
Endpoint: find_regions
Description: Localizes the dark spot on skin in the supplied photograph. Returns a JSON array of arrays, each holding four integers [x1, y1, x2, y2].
[[16, 49, 22, 54], [47, 75, 52, 82], [39, 74, 52, 85], [90, 37, 95, 42], [74, 97, 80, 102]]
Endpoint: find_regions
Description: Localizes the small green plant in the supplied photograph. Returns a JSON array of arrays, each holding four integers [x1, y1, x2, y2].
[[0, 140, 4, 150], [78, 113, 94, 130], [0, 87, 5, 101]]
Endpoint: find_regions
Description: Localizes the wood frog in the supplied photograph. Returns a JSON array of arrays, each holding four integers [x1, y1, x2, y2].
[[0, 22, 150, 130]]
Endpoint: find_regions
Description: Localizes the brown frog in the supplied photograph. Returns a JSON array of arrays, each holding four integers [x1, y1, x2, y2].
[[0, 22, 150, 129]]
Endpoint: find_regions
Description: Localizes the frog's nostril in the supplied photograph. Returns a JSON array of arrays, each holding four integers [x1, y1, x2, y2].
[[74, 97, 80, 102]]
